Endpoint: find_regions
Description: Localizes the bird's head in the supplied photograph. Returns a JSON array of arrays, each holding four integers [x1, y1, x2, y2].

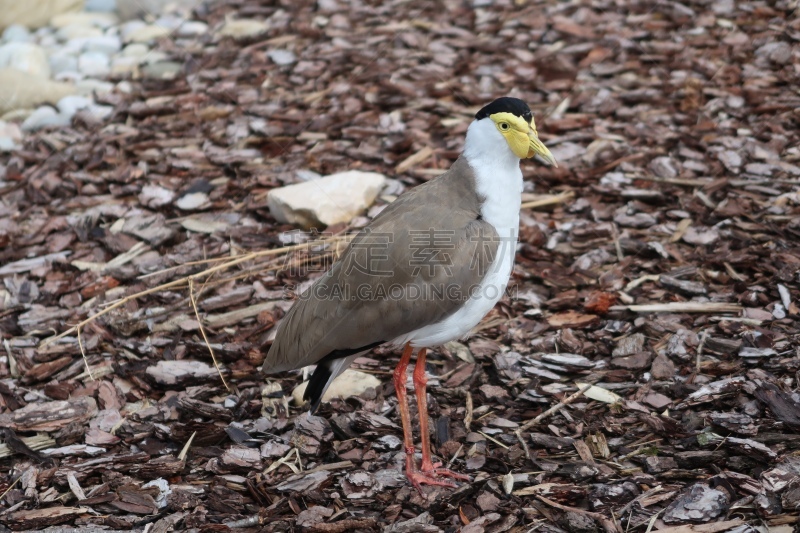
[[470, 97, 557, 167]]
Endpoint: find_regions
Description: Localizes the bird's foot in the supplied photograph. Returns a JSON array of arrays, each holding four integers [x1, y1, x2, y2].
[[406, 468, 459, 493], [422, 461, 471, 482], [407, 461, 471, 494]]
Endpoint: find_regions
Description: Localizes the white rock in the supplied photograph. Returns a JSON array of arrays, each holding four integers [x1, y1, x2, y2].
[[50, 12, 119, 29], [268, 171, 387, 229], [217, 18, 269, 39], [82, 35, 121, 55], [176, 192, 210, 210], [268, 49, 296, 66], [176, 20, 208, 37], [48, 49, 79, 76], [0, 0, 83, 30], [292, 369, 381, 406], [2, 24, 31, 43], [56, 25, 104, 41], [0, 67, 76, 115], [124, 24, 171, 43], [78, 51, 110, 77], [110, 56, 140, 75], [75, 78, 114, 95], [22, 106, 71, 131], [0, 42, 50, 78], [56, 94, 92, 117], [121, 43, 149, 57]]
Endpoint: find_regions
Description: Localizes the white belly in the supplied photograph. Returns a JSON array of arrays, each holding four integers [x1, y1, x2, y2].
[[393, 120, 523, 349]]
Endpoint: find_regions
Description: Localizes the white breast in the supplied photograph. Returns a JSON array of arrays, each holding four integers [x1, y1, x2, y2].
[[394, 119, 522, 348]]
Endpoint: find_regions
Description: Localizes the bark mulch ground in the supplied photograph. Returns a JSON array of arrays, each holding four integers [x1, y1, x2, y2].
[[1, 0, 799, 532]]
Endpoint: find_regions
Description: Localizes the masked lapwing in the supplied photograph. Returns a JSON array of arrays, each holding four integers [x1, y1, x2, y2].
[[262, 97, 557, 490]]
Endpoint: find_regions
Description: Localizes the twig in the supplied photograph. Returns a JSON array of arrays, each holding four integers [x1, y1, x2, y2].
[[188, 277, 229, 391], [518, 383, 593, 432], [696, 329, 709, 373], [76, 324, 95, 381], [224, 515, 262, 528], [178, 431, 196, 461], [0, 475, 21, 502], [609, 302, 742, 314], [520, 190, 575, 210]]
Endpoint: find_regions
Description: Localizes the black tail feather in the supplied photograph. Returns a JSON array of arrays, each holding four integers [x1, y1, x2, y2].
[[305, 362, 332, 415], [302, 342, 384, 414]]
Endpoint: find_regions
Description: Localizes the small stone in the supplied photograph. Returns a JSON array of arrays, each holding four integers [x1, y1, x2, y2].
[[175, 191, 210, 210], [2, 24, 32, 43], [141, 60, 182, 80], [292, 369, 381, 407], [176, 20, 209, 37], [78, 51, 110, 77], [21, 106, 71, 131], [268, 49, 296, 66], [217, 18, 270, 39], [121, 43, 149, 57], [124, 24, 171, 43], [48, 49, 79, 76], [50, 11, 118, 29], [110, 56, 140, 75], [268, 170, 387, 229], [0, 119, 21, 152], [0, 42, 50, 78], [56, 94, 92, 118], [82, 35, 121, 55]]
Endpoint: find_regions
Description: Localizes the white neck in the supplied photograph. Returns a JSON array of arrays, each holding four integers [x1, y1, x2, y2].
[[462, 119, 523, 234]]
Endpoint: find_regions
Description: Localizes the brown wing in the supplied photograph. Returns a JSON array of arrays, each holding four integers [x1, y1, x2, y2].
[[261, 157, 500, 373]]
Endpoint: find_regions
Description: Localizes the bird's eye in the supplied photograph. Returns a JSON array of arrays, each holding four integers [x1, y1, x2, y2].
[[499, 123, 510, 131]]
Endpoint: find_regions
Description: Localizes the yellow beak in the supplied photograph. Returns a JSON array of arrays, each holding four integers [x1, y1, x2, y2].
[[526, 126, 557, 167]]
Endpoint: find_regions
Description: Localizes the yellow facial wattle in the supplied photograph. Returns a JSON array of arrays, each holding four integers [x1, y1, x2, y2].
[[489, 111, 557, 167]]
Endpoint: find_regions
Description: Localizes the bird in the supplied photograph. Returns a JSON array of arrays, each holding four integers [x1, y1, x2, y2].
[[262, 96, 557, 491]]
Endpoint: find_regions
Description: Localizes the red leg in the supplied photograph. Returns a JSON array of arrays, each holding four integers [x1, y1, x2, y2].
[[395, 344, 465, 493], [393, 343, 417, 478], [413, 348, 471, 484]]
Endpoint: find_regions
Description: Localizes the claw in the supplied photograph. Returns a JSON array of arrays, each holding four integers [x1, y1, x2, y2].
[[407, 469, 459, 493], [424, 463, 471, 482]]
